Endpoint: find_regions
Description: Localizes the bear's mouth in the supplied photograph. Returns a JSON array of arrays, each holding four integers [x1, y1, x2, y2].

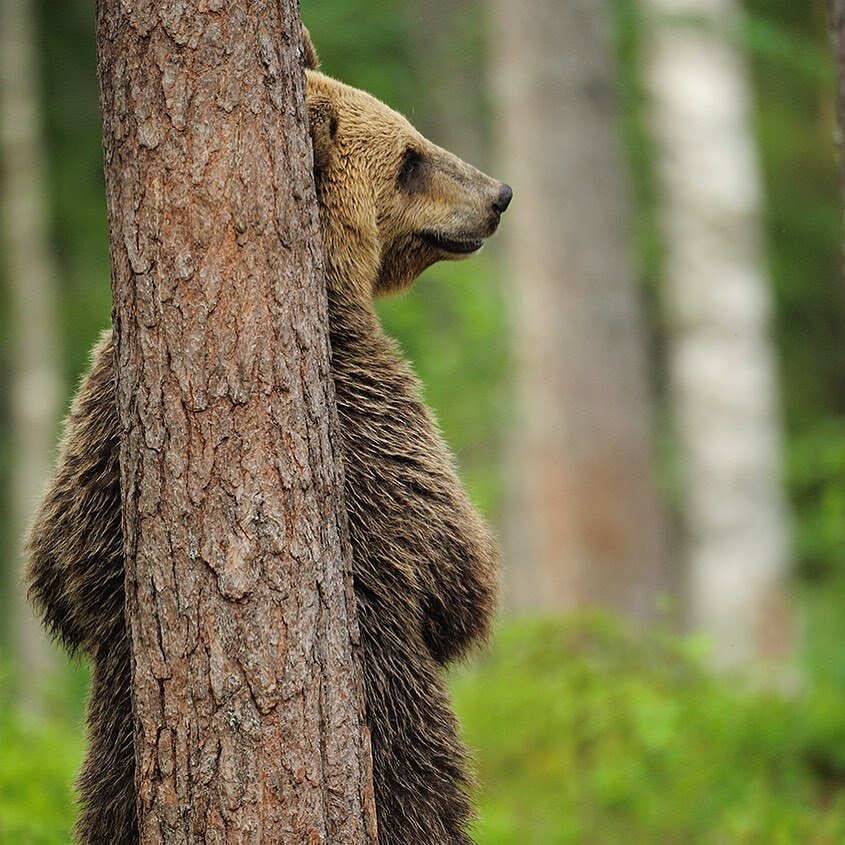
[[419, 231, 485, 255]]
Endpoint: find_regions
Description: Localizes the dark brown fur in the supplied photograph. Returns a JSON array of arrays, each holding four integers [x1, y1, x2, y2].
[[27, 29, 507, 845]]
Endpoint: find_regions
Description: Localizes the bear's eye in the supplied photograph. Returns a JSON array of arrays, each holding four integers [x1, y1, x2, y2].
[[398, 148, 425, 193]]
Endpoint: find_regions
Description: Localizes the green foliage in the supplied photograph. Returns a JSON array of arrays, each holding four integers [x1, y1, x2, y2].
[[452, 616, 845, 845], [36, 0, 112, 387], [0, 717, 80, 845], [9, 622, 845, 844], [743, 1, 845, 430], [789, 418, 845, 582], [738, 9, 833, 84], [301, 0, 414, 106], [0, 657, 86, 844]]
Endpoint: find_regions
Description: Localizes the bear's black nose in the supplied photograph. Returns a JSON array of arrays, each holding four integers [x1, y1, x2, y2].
[[493, 183, 513, 216]]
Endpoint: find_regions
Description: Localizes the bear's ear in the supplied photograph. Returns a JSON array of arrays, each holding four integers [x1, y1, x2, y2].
[[308, 97, 337, 176], [302, 25, 320, 71]]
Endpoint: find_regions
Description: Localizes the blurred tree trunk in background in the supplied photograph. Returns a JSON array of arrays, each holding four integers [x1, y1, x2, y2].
[[97, 1, 377, 840], [0, 0, 60, 708], [488, 0, 671, 618], [406, 0, 485, 164], [643, 0, 791, 665]]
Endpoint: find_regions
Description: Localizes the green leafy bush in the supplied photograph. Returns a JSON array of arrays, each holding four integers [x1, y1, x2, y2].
[[452, 615, 845, 845], [6, 619, 845, 844], [0, 660, 86, 845], [789, 418, 845, 583]]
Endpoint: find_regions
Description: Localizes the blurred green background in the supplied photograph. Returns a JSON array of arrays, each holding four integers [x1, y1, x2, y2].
[[3, 0, 845, 842]]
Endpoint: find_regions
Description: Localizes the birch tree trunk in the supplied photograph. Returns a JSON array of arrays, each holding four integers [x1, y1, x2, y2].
[[0, 0, 60, 708], [96, 1, 377, 840], [488, 0, 671, 617], [643, 0, 791, 665]]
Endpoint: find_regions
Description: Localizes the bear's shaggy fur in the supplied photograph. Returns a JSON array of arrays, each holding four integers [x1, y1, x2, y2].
[[27, 28, 509, 845]]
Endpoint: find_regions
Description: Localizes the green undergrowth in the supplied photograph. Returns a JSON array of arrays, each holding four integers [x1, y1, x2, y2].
[[4, 617, 845, 844], [451, 615, 845, 845], [0, 659, 87, 845]]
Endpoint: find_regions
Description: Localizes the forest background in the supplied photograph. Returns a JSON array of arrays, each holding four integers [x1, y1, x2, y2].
[[2, 0, 845, 843]]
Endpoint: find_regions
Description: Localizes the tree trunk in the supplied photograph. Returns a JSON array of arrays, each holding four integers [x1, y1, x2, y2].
[[406, 0, 485, 164], [0, 0, 60, 709], [643, 0, 791, 665], [488, 0, 671, 617], [96, 2, 377, 841]]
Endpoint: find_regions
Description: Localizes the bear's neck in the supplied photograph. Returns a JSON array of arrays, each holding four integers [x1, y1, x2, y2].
[[325, 282, 380, 338], [325, 264, 375, 304], [320, 210, 380, 302], [325, 284, 408, 383]]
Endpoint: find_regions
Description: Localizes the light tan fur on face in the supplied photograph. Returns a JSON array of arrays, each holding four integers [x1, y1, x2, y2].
[[306, 70, 509, 299]]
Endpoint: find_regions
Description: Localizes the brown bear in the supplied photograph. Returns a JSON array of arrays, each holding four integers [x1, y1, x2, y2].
[[27, 26, 510, 845]]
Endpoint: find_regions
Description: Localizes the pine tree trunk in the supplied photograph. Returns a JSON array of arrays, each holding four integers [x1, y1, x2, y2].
[[96, 1, 378, 841], [643, 0, 791, 665], [0, 0, 60, 710], [488, 0, 671, 617]]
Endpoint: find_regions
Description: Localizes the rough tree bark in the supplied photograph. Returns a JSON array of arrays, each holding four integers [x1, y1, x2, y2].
[[488, 0, 671, 617], [0, 0, 60, 709], [643, 0, 791, 665], [96, 1, 377, 841]]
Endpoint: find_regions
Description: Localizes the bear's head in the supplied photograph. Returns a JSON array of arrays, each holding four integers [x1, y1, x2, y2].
[[302, 28, 512, 300]]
